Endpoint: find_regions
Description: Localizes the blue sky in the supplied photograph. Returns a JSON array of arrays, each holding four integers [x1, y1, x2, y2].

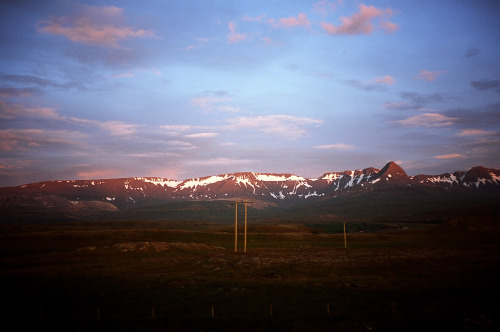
[[1, 0, 499, 186]]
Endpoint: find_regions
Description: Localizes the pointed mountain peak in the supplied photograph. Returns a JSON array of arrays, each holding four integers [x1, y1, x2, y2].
[[378, 161, 408, 177], [370, 161, 410, 185], [462, 166, 499, 184]]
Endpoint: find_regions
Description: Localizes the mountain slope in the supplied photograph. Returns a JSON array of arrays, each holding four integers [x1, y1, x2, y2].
[[1, 161, 499, 223]]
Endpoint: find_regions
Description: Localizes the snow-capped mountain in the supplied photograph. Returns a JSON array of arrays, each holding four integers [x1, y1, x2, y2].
[[1, 161, 499, 222]]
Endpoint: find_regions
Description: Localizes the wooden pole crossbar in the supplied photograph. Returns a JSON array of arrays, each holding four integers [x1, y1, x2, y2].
[[234, 200, 253, 253]]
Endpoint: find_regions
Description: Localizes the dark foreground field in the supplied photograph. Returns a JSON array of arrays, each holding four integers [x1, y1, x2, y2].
[[1, 220, 499, 331]]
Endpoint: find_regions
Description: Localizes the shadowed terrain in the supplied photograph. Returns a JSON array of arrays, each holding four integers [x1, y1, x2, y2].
[[1, 220, 498, 331]]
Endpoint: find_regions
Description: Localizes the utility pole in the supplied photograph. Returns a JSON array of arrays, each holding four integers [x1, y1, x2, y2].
[[234, 200, 253, 253], [234, 200, 238, 252], [244, 200, 248, 253]]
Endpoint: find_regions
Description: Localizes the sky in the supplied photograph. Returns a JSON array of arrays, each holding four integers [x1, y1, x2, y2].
[[1, 0, 500, 186]]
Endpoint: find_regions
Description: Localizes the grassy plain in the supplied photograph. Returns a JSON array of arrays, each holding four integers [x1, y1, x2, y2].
[[0, 220, 499, 331]]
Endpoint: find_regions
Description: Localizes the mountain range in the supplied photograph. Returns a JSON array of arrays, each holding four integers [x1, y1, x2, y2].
[[1, 161, 499, 224]]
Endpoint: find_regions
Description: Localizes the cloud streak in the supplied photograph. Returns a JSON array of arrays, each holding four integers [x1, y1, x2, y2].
[[225, 115, 322, 140], [228, 21, 248, 44], [270, 13, 311, 28], [434, 153, 467, 160], [313, 143, 355, 150], [395, 113, 457, 127], [374, 76, 394, 85], [470, 79, 500, 92], [37, 5, 156, 48], [321, 4, 397, 35], [414, 70, 446, 82]]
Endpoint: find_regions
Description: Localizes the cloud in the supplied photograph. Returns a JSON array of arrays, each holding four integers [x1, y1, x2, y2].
[[111, 72, 134, 79], [0, 87, 36, 98], [395, 113, 457, 127], [314, 0, 343, 15], [434, 154, 467, 160], [227, 21, 248, 44], [0, 74, 84, 90], [242, 15, 267, 23], [344, 79, 387, 92], [0, 100, 59, 120], [191, 96, 229, 108], [197, 157, 252, 166], [465, 47, 480, 58], [383, 102, 414, 111], [374, 75, 394, 85], [190, 92, 240, 113], [0, 128, 87, 152], [399, 91, 449, 106], [37, 5, 156, 48], [226, 115, 323, 140], [321, 4, 397, 35], [76, 168, 122, 179], [380, 20, 398, 33], [270, 13, 310, 28], [444, 102, 500, 126], [165, 140, 196, 150], [98, 121, 139, 136], [457, 129, 496, 137], [470, 79, 500, 92], [313, 143, 355, 150], [184, 132, 219, 139], [414, 70, 446, 82], [160, 124, 202, 132], [182, 37, 210, 51]]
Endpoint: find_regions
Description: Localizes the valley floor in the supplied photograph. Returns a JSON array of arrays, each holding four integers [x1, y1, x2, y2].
[[0, 221, 498, 331]]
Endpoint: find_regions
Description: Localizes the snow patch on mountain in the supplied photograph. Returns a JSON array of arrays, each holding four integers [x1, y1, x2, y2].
[[135, 177, 181, 188], [254, 173, 307, 182], [180, 174, 231, 189]]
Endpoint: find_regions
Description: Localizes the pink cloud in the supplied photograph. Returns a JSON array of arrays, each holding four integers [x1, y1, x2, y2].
[[184, 132, 219, 139], [274, 13, 310, 28], [434, 154, 467, 160], [457, 129, 495, 136], [0, 100, 59, 120], [0, 129, 86, 152], [225, 115, 323, 140], [227, 21, 248, 44], [99, 121, 139, 136], [321, 4, 397, 35], [374, 76, 394, 85], [76, 168, 121, 178], [38, 5, 155, 48], [381, 20, 398, 33], [313, 143, 355, 150], [414, 70, 446, 82], [395, 113, 456, 127], [243, 15, 266, 23], [314, 0, 343, 15]]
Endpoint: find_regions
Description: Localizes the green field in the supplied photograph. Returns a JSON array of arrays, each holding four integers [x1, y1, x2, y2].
[[1, 219, 499, 331]]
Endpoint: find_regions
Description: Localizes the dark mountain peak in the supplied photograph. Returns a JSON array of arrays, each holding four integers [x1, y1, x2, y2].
[[463, 166, 490, 180], [370, 161, 410, 185], [377, 161, 408, 178], [461, 166, 500, 188], [357, 167, 380, 176]]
